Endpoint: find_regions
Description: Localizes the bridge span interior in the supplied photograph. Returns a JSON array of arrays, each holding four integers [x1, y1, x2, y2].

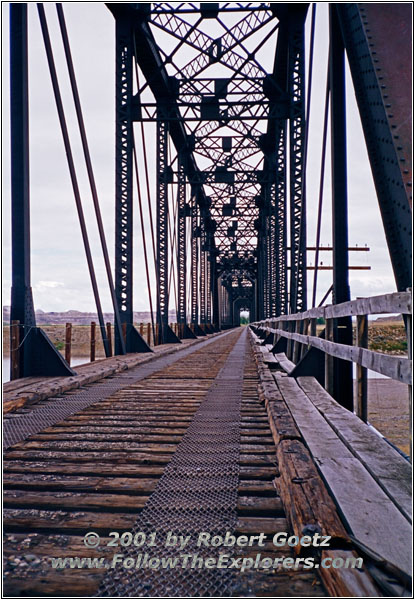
[[4, 2, 412, 598]]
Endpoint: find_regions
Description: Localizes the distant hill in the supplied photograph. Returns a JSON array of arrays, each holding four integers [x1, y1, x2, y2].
[[2, 306, 173, 325]]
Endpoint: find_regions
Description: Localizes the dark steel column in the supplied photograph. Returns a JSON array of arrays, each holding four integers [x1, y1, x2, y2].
[[9, 4, 74, 378], [329, 5, 353, 410], [176, 153, 186, 324], [10, 3, 35, 335], [338, 3, 412, 292], [114, 16, 133, 354], [156, 113, 169, 342], [211, 255, 219, 330], [276, 122, 287, 315], [288, 15, 307, 313], [206, 252, 212, 325], [200, 237, 206, 324], [190, 199, 199, 324]]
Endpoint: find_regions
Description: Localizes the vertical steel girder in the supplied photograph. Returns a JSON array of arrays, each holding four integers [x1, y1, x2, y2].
[[288, 17, 307, 314], [9, 4, 74, 378], [276, 123, 287, 315], [114, 17, 150, 353], [206, 254, 212, 324], [200, 234, 206, 323], [176, 153, 186, 324], [156, 113, 170, 342], [191, 200, 199, 324], [329, 5, 353, 411], [114, 16, 133, 352], [10, 3, 35, 332], [269, 184, 277, 317], [211, 256, 219, 329], [337, 4, 412, 292]]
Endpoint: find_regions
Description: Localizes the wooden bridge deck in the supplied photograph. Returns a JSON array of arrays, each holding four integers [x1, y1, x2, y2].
[[2, 329, 410, 597]]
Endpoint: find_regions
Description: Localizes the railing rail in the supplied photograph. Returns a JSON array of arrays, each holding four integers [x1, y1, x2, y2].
[[266, 291, 411, 322], [251, 290, 412, 424]]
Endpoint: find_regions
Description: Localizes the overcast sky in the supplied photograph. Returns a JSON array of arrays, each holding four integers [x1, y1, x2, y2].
[[2, 3, 395, 315]]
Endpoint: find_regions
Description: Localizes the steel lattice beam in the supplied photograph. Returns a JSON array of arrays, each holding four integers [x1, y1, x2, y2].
[[114, 15, 133, 352]]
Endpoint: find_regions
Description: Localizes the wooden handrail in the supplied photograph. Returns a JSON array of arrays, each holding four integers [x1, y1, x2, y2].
[[256, 326, 411, 385], [257, 291, 411, 322], [251, 290, 412, 386]]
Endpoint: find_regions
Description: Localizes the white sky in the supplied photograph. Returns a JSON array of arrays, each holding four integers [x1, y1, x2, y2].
[[2, 2, 395, 314]]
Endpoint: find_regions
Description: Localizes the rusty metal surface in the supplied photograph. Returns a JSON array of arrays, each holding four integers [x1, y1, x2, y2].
[[338, 4, 412, 292], [98, 328, 248, 597], [360, 3, 412, 195], [3, 332, 232, 450]]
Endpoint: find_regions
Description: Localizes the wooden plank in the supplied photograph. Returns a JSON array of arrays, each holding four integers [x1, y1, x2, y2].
[[3, 333, 216, 415], [3, 508, 139, 533], [319, 550, 381, 597], [270, 329, 412, 384], [3, 490, 149, 512], [276, 376, 412, 576], [254, 291, 411, 322], [18, 440, 178, 453], [297, 376, 412, 522], [274, 353, 295, 373], [238, 480, 277, 496], [2, 461, 165, 477], [4, 450, 173, 463], [266, 399, 301, 445], [275, 439, 349, 553], [235, 517, 288, 535], [239, 467, 277, 480], [3, 473, 158, 494], [237, 496, 283, 516]]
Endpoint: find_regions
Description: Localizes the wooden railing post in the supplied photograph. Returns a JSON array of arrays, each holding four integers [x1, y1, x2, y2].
[[10, 320, 20, 380], [139, 322, 144, 337], [287, 321, 294, 360], [293, 320, 302, 364], [147, 323, 151, 346], [325, 318, 334, 395], [90, 321, 96, 362], [106, 322, 112, 357], [65, 322, 72, 365], [300, 318, 309, 360], [356, 314, 368, 422]]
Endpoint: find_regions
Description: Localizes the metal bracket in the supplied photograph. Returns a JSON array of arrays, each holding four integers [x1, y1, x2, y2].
[[125, 324, 152, 353], [290, 345, 325, 387], [20, 328, 75, 377]]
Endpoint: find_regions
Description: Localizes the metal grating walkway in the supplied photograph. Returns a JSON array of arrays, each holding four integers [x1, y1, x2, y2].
[[98, 328, 248, 597]]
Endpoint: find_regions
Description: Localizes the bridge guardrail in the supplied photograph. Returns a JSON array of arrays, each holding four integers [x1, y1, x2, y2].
[[251, 291, 412, 424]]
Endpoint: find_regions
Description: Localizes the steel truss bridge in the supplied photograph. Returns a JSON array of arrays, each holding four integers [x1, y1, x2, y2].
[[4, 3, 413, 597]]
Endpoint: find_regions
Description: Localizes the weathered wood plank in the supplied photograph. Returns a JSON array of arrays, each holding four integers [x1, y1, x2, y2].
[[275, 439, 349, 553], [274, 353, 295, 374], [3, 490, 149, 512], [237, 496, 283, 515], [319, 550, 381, 597], [2, 461, 165, 477], [3, 473, 158, 494], [235, 517, 288, 535], [238, 480, 277, 496], [276, 376, 412, 576], [3, 508, 139, 532], [298, 376, 412, 522], [269, 329, 412, 384], [254, 291, 411, 322]]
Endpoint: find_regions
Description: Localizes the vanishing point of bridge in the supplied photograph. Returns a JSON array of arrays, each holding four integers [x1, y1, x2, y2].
[[4, 3, 412, 597]]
